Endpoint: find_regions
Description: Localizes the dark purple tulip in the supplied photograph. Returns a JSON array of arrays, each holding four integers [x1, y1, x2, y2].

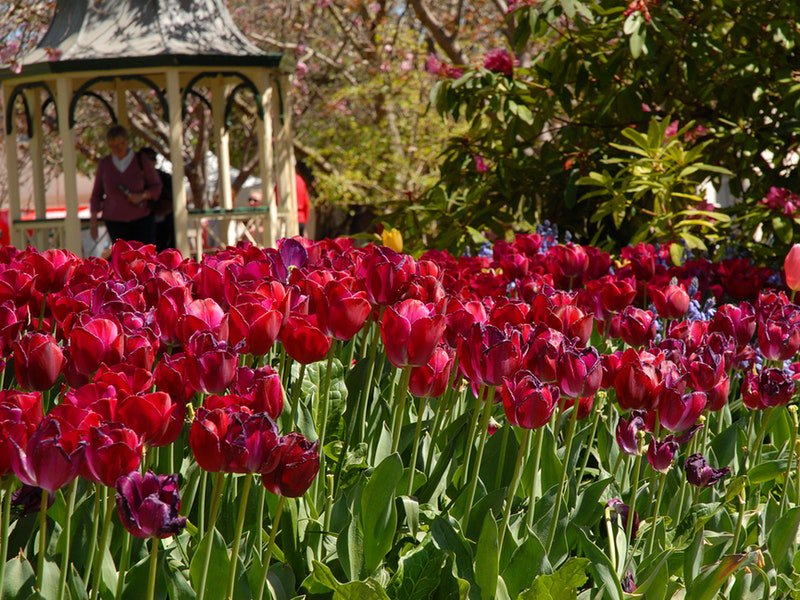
[[684, 453, 730, 487], [647, 436, 679, 472], [607, 498, 639, 540], [622, 572, 637, 594], [278, 237, 309, 271], [742, 368, 795, 410], [260, 433, 319, 498], [615, 411, 646, 456], [115, 471, 187, 539], [12, 484, 54, 516]]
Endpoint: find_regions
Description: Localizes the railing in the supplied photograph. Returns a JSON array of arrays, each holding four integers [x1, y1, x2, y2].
[[13, 217, 66, 249], [188, 206, 283, 259]]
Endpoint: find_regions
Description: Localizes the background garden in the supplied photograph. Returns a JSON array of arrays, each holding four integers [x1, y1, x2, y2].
[[1, 1, 800, 599]]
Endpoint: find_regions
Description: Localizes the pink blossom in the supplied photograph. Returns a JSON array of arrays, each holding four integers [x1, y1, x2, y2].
[[484, 48, 516, 77], [473, 154, 489, 173]]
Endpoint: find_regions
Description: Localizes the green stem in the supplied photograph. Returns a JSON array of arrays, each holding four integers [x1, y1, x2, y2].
[[197, 472, 226, 600], [256, 486, 266, 560], [289, 363, 307, 425], [256, 496, 287, 600], [37, 489, 48, 592], [56, 480, 78, 600], [781, 407, 799, 514], [498, 428, 532, 549], [198, 470, 207, 541], [462, 387, 496, 530], [357, 318, 382, 443], [545, 404, 580, 552], [407, 396, 428, 496], [752, 408, 773, 467], [83, 485, 102, 584], [424, 395, 448, 478], [495, 425, 511, 490], [0, 480, 11, 597], [742, 409, 756, 472], [731, 493, 746, 553], [604, 507, 617, 573], [115, 533, 132, 600], [390, 367, 413, 454], [91, 488, 115, 600], [577, 396, 604, 485], [647, 471, 668, 555], [146, 538, 158, 600], [313, 345, 337, 504], [460, 387, 486, 487], [226, 474, 253, 600], [526, 426, 546, 530], [626, 452, 643, 555]]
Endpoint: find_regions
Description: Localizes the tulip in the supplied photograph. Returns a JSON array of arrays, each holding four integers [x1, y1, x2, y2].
[[382, 299, 445, 369], [688, 347, 725, 392], [189, 407, 234, 472], [11, 418, 84, 494], [185, 332, 238, 394], [153, 353, 195, 405], [557, 344, 602, 398], [0, 391, 42, 475], [381, 228, 403, 253], [785, 243, 800, 292], [409, 346, 454, 398], [501, 371, 559, 429], [649, 282, 690, 319], [758, 310, 800, 361], [546, 304, 593, 346], [444, 300, 487, 348], [12, 332, 64, 391], [742, 368, 795, 410], [67, 317, 124, 376], [316, 281, 372, 341], [117, 392, 181, 446], [281, 314, 331, 364], [224, 300, 284, 356], [278, 237, 310, 271], [115, 471, 187, 539], [524, 326, 565, 383], [706, 375, 731, 411], [684, 453, 730, 487], [647, 436, 679, 472], [659, 390, 706, 433], [709, 303, 756, 348], [232, 366, 284, 419], [85, 423, 142, 487], [601, 278, 637, 313], [459, 323, 522, 387], [614, 349, 661, 411], [549, 243, 589, 284], [260, 433, 320, 497], [363, 246, 416, 306], [607, 498, 639, 540], [619, 306, 657, 347], [225, 412, 280, 474], [615, 411, 646, 455], [93, 363, 153, 397]]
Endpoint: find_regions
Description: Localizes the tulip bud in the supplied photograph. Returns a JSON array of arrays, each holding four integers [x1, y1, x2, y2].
[[382, 299, 445, 369], [647, 436, 679, 472], [784, 243, 800, 292], [115, 471, 187, 539], [13, 332, 64, 391], [615, 411, 646, 456], [684, 453, 730, 487], [260, 433, 319, 497], [501, 371, 559, 429]]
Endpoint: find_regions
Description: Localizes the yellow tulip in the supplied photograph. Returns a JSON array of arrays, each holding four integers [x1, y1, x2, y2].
[[381, 228, 403, 253]]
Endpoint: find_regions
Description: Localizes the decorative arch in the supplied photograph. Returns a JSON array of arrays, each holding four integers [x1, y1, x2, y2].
[[4, 82, 57, 136], [69, 74, 168, 128], [181, 71, 263, 124]]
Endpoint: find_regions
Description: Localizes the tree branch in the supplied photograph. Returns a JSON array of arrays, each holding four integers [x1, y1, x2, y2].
[[408, 0, 467, 65]]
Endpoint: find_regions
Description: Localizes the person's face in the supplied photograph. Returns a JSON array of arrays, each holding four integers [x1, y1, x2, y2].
[[108, 136, 130, 159]]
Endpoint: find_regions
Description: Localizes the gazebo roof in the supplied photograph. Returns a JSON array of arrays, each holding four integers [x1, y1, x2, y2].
[[0, 0, 283, 81]]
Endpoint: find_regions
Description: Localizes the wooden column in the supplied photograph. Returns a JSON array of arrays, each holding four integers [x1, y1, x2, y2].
[[211, 76, 234, 247], [55, 77, 82, 255], [25, 89, 47, 248], [166, 70, 189, 257], [255, 71, 276, 248], [115, 78, 129, 128], [272, 74, 298, 238], [2, 84, 23, 248]]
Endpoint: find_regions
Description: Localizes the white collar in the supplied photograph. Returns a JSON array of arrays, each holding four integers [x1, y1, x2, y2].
[[112, 150, 135, 173]]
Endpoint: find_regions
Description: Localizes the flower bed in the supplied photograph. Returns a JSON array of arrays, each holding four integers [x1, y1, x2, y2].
[[0, 236, 796, 599]]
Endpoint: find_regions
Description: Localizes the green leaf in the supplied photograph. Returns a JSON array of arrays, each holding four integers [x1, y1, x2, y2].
[[748, 460, 788, 484], [359, 453, 403, 575], [474, 511, 499, 600], [501, 529, 550, 598], [687, 552, 759, 600], [519, 557, 590, 600], [3, 554, 35, 599], [306, 561, 390, 600], [189, 528, 231, 600], [387, 540, 447, 600], [574, 526, 623, 600], [768, 507, 800, 574], [68, 565, 90, 600], [773, 216, 794, 244], [669, 242, 684, 266]]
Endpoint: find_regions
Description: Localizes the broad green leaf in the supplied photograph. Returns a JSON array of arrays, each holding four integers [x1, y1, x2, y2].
[[474, 511, 499, 600], [501, 529, 550, 598], [3, 554, 35, 599], [519, 557, 590, 600], [387, 540, 447, 600], [686, 552, 759, 600], [772, 216, 794, 245], [748, 460, 788, 484], [189, 528, 231, 600], [767, 507, 800, 574], [574, 526, 623, 600], [359, 453, 403, 575]]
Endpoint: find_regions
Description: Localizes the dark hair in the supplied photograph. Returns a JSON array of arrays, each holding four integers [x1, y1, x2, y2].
[[139, 146, 157, 161], [106, 124, 129, 142]]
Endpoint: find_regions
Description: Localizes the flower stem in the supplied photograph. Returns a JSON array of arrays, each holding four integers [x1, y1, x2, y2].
[[225, 474, 253, 600], [83, 485, 101, 586], [546, 404, 580, 553], [460, 386, 486, 487], [462, 386, 496, 530], [576, 395, 604, 485], [56, 480, 78, 600], [256, 486, 266, 560], [289, 363, 307, 426], [313, 344, 337, 504], [256, 496, 287, 600], [146, 538, 158, 600], [625, 452, 643, 563], [498, 428, 532, 549], [37, 489, 47, 591], [357, 317, 382, 443], [91, 488, 115, 600], [604, 506, 617, 573], [197, 472, 226, 600], [647, 471, 668, 554], [0, 480, 11, 593], [390, 367, 412, 454], [495, 425, 511, 490], [526, 426, 546, 530], [781, 406, 799, 514], [731, 492, 746, 552], [114, 533, 132, 600], [407, 396, 428, 496]]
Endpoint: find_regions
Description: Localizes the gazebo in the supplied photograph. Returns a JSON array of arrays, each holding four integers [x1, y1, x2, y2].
[[0, 0, 300, 256]]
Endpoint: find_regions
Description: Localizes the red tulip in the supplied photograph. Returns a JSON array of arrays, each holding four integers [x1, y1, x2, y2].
[[444, 300, 487, 348], [614, 349, 660, 411], [232, 366, 284, 419], [649, 283, 690, 319], [13, 332, 64, 391], [117, 392, 180, 446], [363, 246, 416, 306], [601, 278, 637, 313], [459, 323, 522, 387], [619, 307, 656, 347], [11, 418, 84, 493], [784, 243, 800, 292], [708, 303, 756, 348], [317, 281, 372, 341], [659, 390, 706, 433], [224, 299, 284, 355], [616, 411, 646, 455], [0, 390, 42, 475], [647, 436, 679, 472], [190, 407, 233, 472], [67, 317, 124, 376], [225, 412, 280, 474], [281, 314, 331, 364], [153, 353, 195, 404], [557, 344, 602, 399], [381, 299, 445, 368], [409, 346, 454, 398], [501, 371, 559, 429], [186, 332, 238, 394], [260, 433, 319, 497], [743, 368, 795, 410], [85, 422, 142, 487]]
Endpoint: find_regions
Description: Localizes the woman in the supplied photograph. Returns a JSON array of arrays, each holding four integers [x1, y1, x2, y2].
[[89, 125, 162, 245]]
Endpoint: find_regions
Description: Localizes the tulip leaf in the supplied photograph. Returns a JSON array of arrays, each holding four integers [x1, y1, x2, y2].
[[748, 460, 788, 484], [686, 552, 759, 600], [300, 358, 348, 438], [474, 510, 499, 600], [162, 560, 196, 600], [305, 561, 390, 600], [767, 506, 800, 574], [501, 530, 550, 598], [189, 528, 231, 600], [574, 526, 623, 600], [519, 557, 590, 600], [431, 515, 476, 588], [68, 565, 89, 600], [359, 453, 403, 576], [2, 554, 35, 599], [386, 539, 447, 600]]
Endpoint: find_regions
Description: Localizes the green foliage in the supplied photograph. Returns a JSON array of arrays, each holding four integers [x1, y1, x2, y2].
[[410, 0, 800, 252]]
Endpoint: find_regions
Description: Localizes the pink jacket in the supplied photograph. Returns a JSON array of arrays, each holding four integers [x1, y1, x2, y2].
[[90, 153, 163, 222]]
